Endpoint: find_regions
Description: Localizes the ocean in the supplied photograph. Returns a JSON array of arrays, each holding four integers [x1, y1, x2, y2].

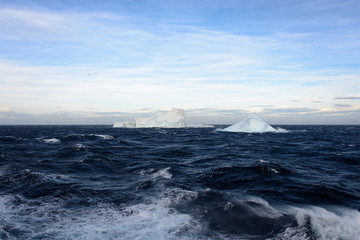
[[0, 125, 359, 239]]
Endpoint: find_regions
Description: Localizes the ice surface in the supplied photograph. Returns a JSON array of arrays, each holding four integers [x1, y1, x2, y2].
[[221, 114, 277, 133], [113, 108, 186, 128], [186, 123, 214, 128], [113, 122, 135, 128], [135, 108, 185, 128]]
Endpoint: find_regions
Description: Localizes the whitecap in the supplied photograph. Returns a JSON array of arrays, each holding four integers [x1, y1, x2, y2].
[[43, 138, 61, 144], [137, 168, 154, 176], [259, 159, 269, 163], [153, 167, 172, 179], [279, 205, 360, 240], [275, 127, 290, 133], [0, 194, 195, 240], [74, 143, 85, 151], [270, 168, 280, 174], [91, 134, 114, 140]]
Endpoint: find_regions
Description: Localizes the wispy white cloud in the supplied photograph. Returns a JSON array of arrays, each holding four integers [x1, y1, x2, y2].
[[0, 3, 359, 124], [334, 96, 360, 100]]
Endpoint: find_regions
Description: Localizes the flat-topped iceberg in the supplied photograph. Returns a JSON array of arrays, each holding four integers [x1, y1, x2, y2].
[[221, 114, 277, 133], [135, 108, 185, 128], [113, 108, 186, 128], [113, 122, 135, 128]]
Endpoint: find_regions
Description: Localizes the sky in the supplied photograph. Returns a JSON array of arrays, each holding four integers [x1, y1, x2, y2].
[[0, 0, 360, 125]]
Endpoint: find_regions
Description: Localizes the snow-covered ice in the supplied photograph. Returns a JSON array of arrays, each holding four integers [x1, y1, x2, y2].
[[221, 114, 277, 133], [113, 108, 185, 128]]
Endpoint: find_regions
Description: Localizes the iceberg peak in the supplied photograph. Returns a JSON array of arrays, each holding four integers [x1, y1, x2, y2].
[[221, 114, 277, 133]]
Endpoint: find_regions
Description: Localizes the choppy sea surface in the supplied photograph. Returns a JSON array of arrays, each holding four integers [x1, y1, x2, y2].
[[0, 125, 359, 240]]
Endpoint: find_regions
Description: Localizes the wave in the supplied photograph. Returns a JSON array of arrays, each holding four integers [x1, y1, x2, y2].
[[74, 143, 86, 151], [274, 205, 360, 240], [4, 169, 71, 186], [1, 186, 359, 240], [0, 192, 195, 240], [173, 189, 360, 240], [63, 134, 114, 141], [1, 125, 359, 239], [0, 135, 22, 143]]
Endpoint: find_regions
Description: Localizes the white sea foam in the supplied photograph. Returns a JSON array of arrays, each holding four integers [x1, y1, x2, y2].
[[243, 196, 283, 218], [0, 193, 197, 240], [275, 127, 289, 133], [74, 143, 86, 150], [65, 134, 114, 140], [268, 205, 360, 240], [153, 167, 173, 179], [2, 189, 359, 240], [270, 226, 313, 240], [232, 197, 360, 240], [43, 138, 61, 144], [138, 168, 154, 176], [259, 159, 269, 163], [289, 206, 360, 240], [91, 134, 114, 140]]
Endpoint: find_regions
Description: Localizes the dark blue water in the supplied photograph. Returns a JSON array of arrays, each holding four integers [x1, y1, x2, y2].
[[0, 125, 359, 239]]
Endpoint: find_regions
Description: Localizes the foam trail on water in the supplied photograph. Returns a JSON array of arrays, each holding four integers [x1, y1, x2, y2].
[[0, 194, 196, 240]]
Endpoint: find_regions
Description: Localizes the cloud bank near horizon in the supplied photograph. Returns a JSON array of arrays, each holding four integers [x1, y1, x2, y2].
[[1, 1, 360, 124]]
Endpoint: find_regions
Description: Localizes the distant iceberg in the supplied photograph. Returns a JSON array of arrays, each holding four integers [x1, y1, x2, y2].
[[113, 108, 185, 128], [221, 114, 277, 133], [135, 108, 185, 128], [186, 123, 214, 128], [113, 122, 135, 128]]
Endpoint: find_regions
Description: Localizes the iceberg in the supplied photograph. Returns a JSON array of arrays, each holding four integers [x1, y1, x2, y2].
[[221, 114, 277, 133], [135, 108, 185, 128], [113, 122, 135, 128], [113, 108, 186, 128], [186, 123, 214, 128]]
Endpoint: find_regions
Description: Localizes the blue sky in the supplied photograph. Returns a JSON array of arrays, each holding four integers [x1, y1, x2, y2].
[[0, 0, 360, 124]]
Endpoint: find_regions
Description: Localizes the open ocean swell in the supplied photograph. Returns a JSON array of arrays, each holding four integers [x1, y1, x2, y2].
[[0, 125, 360, 239]]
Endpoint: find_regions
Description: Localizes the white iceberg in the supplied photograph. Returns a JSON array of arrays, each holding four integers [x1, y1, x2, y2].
[[186, 123, 214, 128], [135, 108, 185, 128], [221, 114, 277, 133], [113, 122, 135, 128], [113, 108, 186, 128]]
